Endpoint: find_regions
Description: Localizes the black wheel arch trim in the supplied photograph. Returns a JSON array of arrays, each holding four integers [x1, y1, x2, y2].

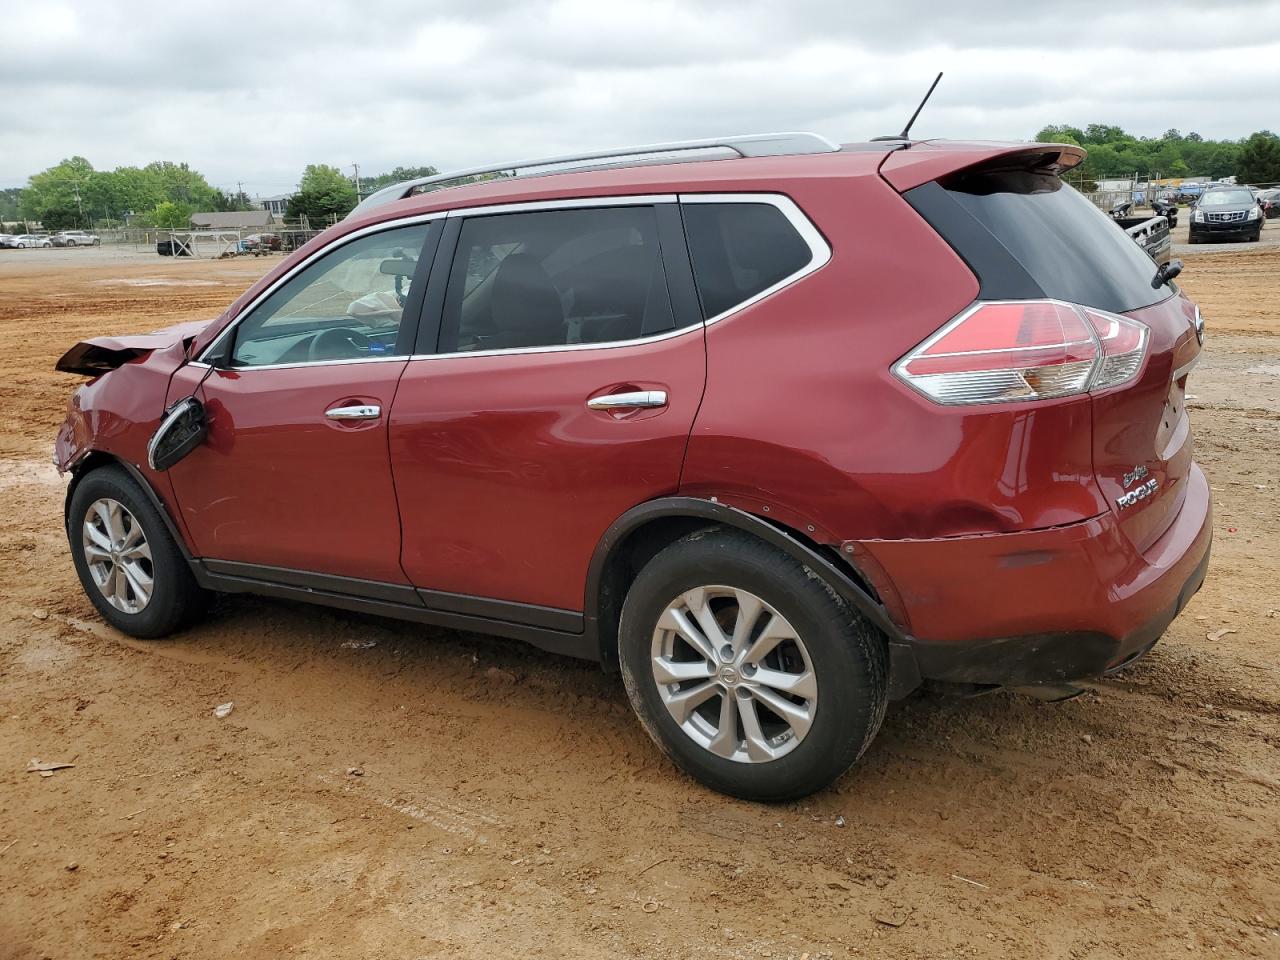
[[584, 496, 911, 649], [65, 452, 195, 564]]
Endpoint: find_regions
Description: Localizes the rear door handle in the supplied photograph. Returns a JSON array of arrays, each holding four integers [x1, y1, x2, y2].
[[325, 404, 381, 420], [586, 390, 667, 411]]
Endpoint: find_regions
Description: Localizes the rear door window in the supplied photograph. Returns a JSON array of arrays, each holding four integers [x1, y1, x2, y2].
[[907, 170, 1171, 314], [681, 201, 814, 318], [437, 205, 679, 353]]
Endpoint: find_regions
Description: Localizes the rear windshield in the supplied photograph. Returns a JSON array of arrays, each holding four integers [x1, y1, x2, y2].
[[907, 169, 1171, 314]]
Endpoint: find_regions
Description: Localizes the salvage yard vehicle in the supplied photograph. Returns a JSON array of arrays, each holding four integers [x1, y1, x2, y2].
[[56, 230, 101, 246], [1150, 196, 1179, 228], [1109, 200, 1172, 265], [240, 232, 282, 254], [5, 233, 53, 248], [155, 237, 190, 257], [1188, 186, 1265, 243], [53, 132, 1211, 801], [1253, 187, 1279, 219]]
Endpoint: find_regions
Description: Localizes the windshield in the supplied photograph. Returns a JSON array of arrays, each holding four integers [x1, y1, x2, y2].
[[1200, 190, 1254, 206]]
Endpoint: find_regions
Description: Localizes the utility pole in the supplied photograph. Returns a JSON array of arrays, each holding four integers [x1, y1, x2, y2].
[[351, 162, 361, 198]]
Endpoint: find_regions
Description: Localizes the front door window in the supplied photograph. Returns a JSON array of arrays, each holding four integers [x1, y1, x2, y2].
[[228, 223, 432, 366]]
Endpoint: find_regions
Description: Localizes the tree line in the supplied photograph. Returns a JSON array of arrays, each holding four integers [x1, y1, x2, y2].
[[1034, 124, 1280, 185], [12, 157, 256, 230], [14, 126, 1277, 231], [4, 158, 442, 231]]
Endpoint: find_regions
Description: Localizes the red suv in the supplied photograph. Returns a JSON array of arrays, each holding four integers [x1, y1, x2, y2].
[[54, 133, 1210, 800]]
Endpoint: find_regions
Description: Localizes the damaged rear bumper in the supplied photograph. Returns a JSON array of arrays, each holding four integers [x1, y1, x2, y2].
[[866, 463, 1212, 692]]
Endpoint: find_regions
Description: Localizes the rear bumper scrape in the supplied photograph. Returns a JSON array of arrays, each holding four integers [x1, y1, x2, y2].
[[865, 462, 1212, 690]]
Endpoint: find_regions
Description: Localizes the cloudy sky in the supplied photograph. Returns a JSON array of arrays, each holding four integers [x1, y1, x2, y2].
[[3, 0, 1279, 195]]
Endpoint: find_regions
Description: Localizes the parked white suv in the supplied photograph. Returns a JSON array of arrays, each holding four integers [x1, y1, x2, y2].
[[57, 230, 101, 246]]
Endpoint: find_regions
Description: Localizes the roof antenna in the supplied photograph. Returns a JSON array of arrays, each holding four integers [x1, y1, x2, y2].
[[872, 72, 944, 142]]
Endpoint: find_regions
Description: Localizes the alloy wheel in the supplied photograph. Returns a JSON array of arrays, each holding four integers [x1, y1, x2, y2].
[[81, 497, 154, 613], [650, 585, 817, 763]]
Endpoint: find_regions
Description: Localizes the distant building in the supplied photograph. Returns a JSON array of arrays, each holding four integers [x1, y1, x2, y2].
[[189, 210, 275, 230], [254, 193, 293, 217]]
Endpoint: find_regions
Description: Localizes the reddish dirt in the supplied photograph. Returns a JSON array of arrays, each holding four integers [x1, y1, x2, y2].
[[1, 247, 1277, 959]]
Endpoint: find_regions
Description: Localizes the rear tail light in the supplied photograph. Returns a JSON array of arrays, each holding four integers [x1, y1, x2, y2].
[[893, 300, 1148, 405], [1081, 306, 1147, 389]]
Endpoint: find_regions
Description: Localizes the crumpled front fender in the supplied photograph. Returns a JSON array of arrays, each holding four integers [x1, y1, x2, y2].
[[52, 338, 192, 474]]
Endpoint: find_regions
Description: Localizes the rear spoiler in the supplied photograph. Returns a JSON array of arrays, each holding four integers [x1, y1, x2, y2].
[[880, 142, 1087, 193]]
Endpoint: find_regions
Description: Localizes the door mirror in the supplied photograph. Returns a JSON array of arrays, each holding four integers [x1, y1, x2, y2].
[[147, 396, 207, 471]]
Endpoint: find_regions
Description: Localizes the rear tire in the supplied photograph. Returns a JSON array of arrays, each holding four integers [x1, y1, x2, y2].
[[618, 528, 888, 801], [68, 466, 209, 638]]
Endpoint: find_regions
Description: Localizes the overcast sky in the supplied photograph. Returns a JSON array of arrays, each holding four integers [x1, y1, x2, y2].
[[3, 0, 1279, 195]]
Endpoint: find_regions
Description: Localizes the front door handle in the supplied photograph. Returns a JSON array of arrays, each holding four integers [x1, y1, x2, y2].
[[586, 390, 667, 411], [325, 404, 381, 420]]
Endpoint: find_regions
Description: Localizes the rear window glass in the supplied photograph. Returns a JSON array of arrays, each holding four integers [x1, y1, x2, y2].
[[682, 202, 813, 318], [912, 170, 1170, 314], [438, 205, 677, 353]]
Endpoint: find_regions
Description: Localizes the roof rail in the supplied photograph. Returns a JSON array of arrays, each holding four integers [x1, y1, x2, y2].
[[347, 132, 839, 218]]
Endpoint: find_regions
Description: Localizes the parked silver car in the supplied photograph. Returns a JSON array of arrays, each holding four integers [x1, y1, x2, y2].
[[56, 230, 101, 246], [4, 234, 53, 248]]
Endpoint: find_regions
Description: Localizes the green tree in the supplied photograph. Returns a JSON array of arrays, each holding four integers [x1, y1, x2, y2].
[[1083, 124, 1129, 144], [286, 164, 358, 224], [363, 164, 440, 194], [1029, 123, 1262, 183], [106, 166, 166, 219], [1237, 131, 1280, 185], [21, 156, 95, 228], [212, 189, 254, 212], [0, 187, 22, 223], [18, 157, 226, 227], [1035, 124, 1085, 145], [144, 161, 218, 209], [151, 200, 193, 229]]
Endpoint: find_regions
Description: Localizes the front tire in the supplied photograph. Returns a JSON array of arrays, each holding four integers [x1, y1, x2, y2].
[[68, 466, 208, 638], [619, 528, 888, 801]]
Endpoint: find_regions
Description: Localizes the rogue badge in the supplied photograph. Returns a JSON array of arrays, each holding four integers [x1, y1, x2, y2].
[[1117, 477, 1159, 510]]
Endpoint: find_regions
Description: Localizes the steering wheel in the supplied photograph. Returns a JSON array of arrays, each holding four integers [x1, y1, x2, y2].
[[309, 327, 372, 361]]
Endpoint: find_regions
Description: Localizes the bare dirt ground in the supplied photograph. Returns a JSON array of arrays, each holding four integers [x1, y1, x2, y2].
[[1, 245, 1277, 960]]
